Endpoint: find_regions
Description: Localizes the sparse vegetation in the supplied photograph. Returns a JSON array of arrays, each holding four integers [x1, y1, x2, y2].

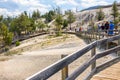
[[5, 50, 19, 56]]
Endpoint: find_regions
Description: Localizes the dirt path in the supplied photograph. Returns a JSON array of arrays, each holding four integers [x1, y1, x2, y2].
[[0, 35, 112, 80]]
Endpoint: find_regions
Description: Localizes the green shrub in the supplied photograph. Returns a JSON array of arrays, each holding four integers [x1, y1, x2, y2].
[[16, 41, 20, 46]]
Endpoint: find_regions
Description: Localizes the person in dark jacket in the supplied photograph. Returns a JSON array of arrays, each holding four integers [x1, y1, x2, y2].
[[104, 21, 109, 33], [101, 23, 105, 31]]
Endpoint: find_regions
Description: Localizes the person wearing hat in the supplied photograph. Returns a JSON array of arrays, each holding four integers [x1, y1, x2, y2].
[[108, 21, 114, 35]]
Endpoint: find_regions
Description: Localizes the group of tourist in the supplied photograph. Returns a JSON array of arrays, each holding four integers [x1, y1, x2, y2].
[[75, 27, 83, 32], [98, 21, 115, 35]]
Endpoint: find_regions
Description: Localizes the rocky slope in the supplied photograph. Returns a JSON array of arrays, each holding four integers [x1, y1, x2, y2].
[[72, 4, 120, 30]]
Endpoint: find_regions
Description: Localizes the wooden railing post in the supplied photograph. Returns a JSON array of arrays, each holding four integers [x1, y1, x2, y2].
[[93, 31, 94, 39], [99, 31, 100, 39], [84, 31, 86, 39], [91, 31, 93, 39], [106, 30, 109, 38], [61, 54, 68, 80], [96, 32, 97, 40], [91, 31, 92, 39], [91, 47, 96, 70], [92, 31, 94, 39]]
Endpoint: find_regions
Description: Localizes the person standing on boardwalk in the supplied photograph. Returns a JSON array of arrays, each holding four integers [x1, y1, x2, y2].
[[104, 21, 109, 33], [109, 21, 114, 35], [101, 23, 105, 31], [79, 27, 82, 31], [97, 23, 101, 32], [100, 23, 105, 37]]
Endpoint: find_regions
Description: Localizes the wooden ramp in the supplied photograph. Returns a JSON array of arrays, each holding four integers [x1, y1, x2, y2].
[[91, 62, 120, 80]]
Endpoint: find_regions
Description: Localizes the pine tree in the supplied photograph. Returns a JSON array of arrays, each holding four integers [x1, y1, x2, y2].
[[62, 19, 68, 29], [10, 12, 33, 36], [111, 1, 119, 26], [55, 14, 63, 36], [37, 21, 46, 31], [0, 23, 13, 46], [32, 10, 40, 20], [36, 9, 41, 18], [32, 11, 37, 20], [119, 16, 120, 21], [0, 15, 3, 22], [67, 10, 75, 29], [43, 10, 56, 23], [55, 14, 63, 31], [97, 8, 105, 21]]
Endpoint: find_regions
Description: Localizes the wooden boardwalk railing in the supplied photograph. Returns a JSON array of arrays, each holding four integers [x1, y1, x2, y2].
[[26, 30, 120, 80], [76, 29, 119, 41]]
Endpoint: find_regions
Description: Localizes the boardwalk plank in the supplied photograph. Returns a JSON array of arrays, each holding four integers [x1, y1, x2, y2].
[[91, 62, 120, 80]]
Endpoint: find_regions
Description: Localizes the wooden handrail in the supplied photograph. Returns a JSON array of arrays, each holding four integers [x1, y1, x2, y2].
[[26, 32, 120, 80], [66, 45, 120, 80]]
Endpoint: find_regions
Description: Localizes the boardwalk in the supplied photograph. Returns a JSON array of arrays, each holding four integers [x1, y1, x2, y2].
[[92, 62, 120, 80], [27, 31, 120, 80]]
